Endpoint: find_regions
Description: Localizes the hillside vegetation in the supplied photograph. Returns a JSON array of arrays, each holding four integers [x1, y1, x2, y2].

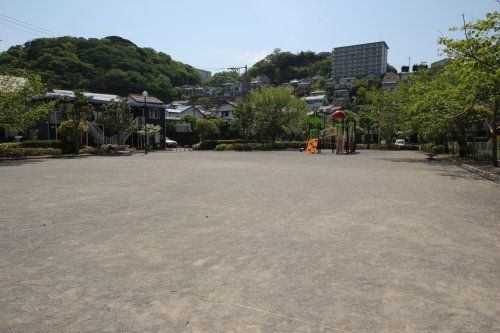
[[0, 36, 201, 100], [248, 49, 332, 84]]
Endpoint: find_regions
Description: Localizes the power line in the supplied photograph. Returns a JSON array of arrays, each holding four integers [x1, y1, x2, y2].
[[0, 21, 46, 38], [0, 13, 60, 36], [0, 17, 57, 37]]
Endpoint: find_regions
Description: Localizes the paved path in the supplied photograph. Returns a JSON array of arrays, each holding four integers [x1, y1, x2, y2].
[[0, 150, 498, 332]]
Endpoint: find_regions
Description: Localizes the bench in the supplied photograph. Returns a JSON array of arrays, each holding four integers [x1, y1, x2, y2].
[[424, 152, 436, 160]]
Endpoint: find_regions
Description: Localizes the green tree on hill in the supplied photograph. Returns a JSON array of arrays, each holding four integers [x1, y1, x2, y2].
[[248, 49, 332, 84], [0, 36, 201, 100]]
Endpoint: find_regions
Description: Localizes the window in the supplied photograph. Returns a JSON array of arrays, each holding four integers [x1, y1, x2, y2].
[[149, 108, 160, 119]]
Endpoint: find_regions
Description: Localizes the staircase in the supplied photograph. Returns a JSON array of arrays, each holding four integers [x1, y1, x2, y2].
[[87, 118, 139, 145]]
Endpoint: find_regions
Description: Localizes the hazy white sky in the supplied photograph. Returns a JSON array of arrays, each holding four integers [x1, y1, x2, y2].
[[1, 0, 497, 71]]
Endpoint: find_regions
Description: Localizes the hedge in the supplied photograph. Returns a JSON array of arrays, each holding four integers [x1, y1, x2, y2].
[[356, 143, 419, 151], [196, 140, 307, 151], [420, 144, 446, 154], [0, 146, 62, 158], [0, 140, 74, 153], [213, 141, 307, 151]]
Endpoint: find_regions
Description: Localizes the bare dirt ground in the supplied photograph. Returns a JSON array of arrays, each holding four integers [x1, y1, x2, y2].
[[1, 150, 499, 332]]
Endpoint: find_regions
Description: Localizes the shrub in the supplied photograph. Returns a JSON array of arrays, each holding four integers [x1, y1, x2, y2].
[[399, 144, 419, 150], [369, 144, 400, 150], [214, 143, 233, 151], [197, 140, 218, 150], [199, 140, 306, 151], [420, 144, 445, 154], [79, 145, 98, 154], [0, 146, 62, 158], [99, 144, 114, 154], [197, 140, 256, 150], [0, 140, 74, 154]]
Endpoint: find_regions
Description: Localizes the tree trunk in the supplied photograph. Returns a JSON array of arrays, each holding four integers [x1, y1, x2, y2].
[[117, 132, 124, 145], [492, 95, 498, 167], [74, 125, 80, 154], [458, 128, 467, 158]]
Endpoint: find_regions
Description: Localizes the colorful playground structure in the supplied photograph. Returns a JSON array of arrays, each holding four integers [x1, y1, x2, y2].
[[305, 109, 357, 154]]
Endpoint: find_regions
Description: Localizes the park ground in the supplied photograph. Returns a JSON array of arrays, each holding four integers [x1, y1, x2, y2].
[[0, 150, 499, 332]]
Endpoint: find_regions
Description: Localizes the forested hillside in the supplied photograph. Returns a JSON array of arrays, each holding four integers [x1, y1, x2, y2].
[[248, 49, 332, 84], [0, 36, 201, 100]]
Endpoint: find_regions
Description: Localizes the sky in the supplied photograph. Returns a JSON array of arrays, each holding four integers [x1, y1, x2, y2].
[[0, 0, 498, 73]]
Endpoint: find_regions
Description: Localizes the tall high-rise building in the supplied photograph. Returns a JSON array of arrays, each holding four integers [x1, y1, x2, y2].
[[331, 42, 389, 80], [198, 69, 212, 82]]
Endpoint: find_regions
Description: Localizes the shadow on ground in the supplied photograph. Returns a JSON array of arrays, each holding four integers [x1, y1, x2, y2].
[[377, 157, 486, 182], [0, 159, 46, 167]]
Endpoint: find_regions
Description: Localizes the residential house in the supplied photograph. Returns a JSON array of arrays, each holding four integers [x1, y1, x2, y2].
[[312, 75, 324, 82], [216, 101, 237, 120], [250, 76, 270, 92], [382, 72, 400, 91], [332, 89, 350, 108], [126, 93, 167, 149], [165, 104, 205, 133], [37, 90, 122, 143], [334, 77, 356, 90], [301, 92, 327, 112]]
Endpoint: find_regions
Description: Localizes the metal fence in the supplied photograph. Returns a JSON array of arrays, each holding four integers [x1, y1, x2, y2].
[[449, 141, 500, 161]]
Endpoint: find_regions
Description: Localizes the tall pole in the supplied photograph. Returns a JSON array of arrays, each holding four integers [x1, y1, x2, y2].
[[143, 97, 147, 155], [142, 90, 149, 154]]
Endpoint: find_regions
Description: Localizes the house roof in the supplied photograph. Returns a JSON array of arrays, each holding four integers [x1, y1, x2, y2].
[[128, 93, 164, 104], [382, 72, 400, 83], [303, 95, 326, 101], [47, 90, 121, 103], [216, 100, 237, 107]]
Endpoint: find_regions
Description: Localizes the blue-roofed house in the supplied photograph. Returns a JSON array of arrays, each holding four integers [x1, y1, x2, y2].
[[35, 90, 168, 150]]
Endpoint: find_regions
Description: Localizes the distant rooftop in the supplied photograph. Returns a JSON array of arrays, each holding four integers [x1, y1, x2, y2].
[[333, 41, 389, 50], [128, 93, 163, 104]]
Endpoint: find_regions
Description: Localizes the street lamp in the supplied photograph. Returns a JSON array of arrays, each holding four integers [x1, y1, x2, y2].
[[142, 90, 148, 155]]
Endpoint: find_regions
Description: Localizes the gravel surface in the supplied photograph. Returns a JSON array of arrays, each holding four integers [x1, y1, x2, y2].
[[1, 150, 499, 332]]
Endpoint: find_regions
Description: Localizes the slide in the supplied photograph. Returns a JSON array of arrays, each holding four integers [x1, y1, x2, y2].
[[306, 138, 318, 154]]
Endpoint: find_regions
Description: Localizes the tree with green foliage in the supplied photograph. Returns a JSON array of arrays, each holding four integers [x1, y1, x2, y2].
[[137, 124, 161, 152], [210, 117, 237, 139], [410, 62, 490, 156], [195, 119, 220, 141], [0, 72, 53, 132], [57, 91, 94, 153], [386, 64, 398, 74], [204, 71, 240, 86], [361, 85, 407, 144], [96, 100, 134, 145], [232, 100, 256, 141], [180, 115, 198, 131], [439, 11, 499, 166], [0, 36, 200, 100], [248, 49, 332, 84], [249, 87, 307, 142]]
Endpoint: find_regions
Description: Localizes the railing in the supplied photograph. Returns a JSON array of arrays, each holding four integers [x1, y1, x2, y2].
[[449, 141, 500, 160], [87, 118, 140, 145]]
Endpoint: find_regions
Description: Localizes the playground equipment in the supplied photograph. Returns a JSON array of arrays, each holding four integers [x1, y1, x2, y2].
[[305, 109, 357, 155], [305, 113, 322, 154]]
